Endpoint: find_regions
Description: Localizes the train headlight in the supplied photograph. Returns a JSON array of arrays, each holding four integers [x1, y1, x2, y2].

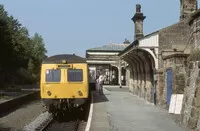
[[78, 91, 83, 96], [47, 91, 51, 96], [62, 60, 67, 64]]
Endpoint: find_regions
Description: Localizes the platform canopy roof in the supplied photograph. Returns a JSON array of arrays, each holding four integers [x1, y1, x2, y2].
[[87, 43, 129, 52]]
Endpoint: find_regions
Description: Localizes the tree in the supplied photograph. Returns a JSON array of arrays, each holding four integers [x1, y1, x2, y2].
[[0, 4, 47, 86], [28, 33, 47, 82]]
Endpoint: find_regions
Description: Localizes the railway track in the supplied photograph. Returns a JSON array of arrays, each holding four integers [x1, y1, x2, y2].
[[36, 94, 91, 131], [37, 118, 87, 131]]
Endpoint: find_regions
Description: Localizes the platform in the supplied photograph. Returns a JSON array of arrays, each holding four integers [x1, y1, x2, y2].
[[0, 84, 39, 104], [87, 86, 184, 131]]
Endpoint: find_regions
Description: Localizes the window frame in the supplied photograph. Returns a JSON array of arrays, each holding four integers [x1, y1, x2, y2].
[[67, 69, 83, 82], [45, 69, 61, 83]]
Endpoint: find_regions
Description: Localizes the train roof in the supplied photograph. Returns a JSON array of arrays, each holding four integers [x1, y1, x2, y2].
[[42, 54, 87, 64]]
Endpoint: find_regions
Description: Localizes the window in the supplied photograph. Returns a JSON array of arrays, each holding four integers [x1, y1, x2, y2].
[[67, 69, 83, 82], [45, 69, 61, 82]]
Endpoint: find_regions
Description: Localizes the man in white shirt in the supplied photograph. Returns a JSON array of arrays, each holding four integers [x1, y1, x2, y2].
[[98, 74, 104, 95]]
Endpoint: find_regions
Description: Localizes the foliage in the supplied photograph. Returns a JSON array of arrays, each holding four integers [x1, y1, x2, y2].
[[0, 4, 47, 87]]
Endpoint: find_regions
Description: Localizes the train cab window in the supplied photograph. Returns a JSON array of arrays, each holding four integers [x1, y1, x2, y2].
[[45, 69, 61, 82], [67, 69, 83, 82]]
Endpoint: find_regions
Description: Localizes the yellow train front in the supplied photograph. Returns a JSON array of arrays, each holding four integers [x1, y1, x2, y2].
[[40, 54, 90, 117]]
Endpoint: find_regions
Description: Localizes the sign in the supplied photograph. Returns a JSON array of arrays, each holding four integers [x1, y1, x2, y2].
[[169, 94, 176, 113], [57, 64, 72, 68], [174, 94, 184, 114], [168, 94, 184, 114]]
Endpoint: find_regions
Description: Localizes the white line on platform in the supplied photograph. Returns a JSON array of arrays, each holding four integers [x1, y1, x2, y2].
[[85, 92, 94, 131]]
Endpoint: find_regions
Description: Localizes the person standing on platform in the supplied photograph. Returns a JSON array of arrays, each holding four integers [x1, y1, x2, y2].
[[96, 76, 99, 91], [98, 73, 104, 95]]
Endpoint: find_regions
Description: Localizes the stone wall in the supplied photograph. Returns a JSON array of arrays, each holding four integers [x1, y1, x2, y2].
[[158, 54, 187, 107], [156, 20, 190, 106], [181, 61, 200, 130], [180, 9, 200, 130], [127, 66, 153, 103], [180, 0, 197, 20], [189, 10, 200, 49], [156, 70, 164, 105], [158, 20, 190, 69]]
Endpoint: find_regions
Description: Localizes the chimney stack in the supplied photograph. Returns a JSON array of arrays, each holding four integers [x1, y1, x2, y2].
[[132, 4, 146, 40], [180, 0, 197, 20]]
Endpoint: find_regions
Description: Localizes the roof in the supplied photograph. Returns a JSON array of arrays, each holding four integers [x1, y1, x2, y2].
[[42, 54, 87, 64], [118, 31, 159, 56], [140, 31, 159, 40], [86, 43, 129, 52], [118, 40, 138, 56]]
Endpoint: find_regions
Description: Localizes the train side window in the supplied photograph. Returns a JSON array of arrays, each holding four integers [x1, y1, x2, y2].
[[45, 69, 61, 82], [67, 69, 83, 82]]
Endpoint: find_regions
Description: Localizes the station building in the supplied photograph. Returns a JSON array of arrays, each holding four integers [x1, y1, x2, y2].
[[119, 1, 196, 105], [86, 41, 130, 85], [86, 0, 200, 129], [86, 0, 197, 106]]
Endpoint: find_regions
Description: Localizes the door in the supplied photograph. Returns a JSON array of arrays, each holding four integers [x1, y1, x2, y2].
[[167, 68, 172, 105]]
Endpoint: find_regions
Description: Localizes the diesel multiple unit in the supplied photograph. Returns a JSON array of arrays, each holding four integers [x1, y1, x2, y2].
[[40, 54, 90, 117]]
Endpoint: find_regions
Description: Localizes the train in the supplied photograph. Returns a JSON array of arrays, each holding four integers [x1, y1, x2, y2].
[[40, 54, 92, 118]]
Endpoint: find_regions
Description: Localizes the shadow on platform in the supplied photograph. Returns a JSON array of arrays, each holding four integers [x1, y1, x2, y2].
[[104, 87, 129, 92], [92, 91, 109, 104]]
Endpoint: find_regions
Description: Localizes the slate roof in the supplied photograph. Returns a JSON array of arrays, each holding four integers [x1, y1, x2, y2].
[[87, 43, 130, 52]]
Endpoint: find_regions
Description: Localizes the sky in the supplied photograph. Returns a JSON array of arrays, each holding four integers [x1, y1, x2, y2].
[[1, 0, 200, 57]]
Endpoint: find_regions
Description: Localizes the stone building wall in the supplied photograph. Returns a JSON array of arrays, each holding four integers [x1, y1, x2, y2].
[[153, 19, 190, 107], [180, 0, 197, 20], [127, 63, 153, 103], [181, 62, 200, 130], [180, 10, 200, 130], [189, 10, 200, 49], [158, 20, 190, 69], [158, 54, 187, 107], [157, 70, 165, 105]]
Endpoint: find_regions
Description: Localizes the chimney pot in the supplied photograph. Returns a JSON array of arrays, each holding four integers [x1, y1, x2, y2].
[[136, 4, 141, 13]]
